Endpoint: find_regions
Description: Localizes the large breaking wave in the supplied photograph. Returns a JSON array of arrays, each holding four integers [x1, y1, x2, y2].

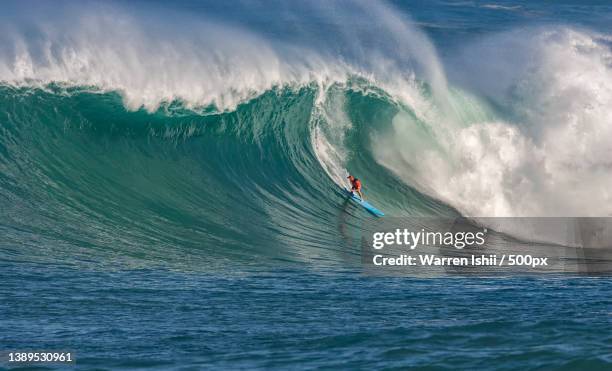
[[1, 0, 611, 265]]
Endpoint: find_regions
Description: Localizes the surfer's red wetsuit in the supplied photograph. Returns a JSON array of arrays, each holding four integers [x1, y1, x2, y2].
[[347, 175, 364, 200]]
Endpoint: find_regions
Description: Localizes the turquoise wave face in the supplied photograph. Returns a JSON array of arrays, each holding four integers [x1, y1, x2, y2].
[[0, 85, 453, 269]]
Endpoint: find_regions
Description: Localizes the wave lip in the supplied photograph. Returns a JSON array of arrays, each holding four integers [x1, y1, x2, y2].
[[0, 0, 445, 113]]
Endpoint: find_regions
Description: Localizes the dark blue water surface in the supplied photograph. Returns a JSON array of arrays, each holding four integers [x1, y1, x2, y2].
[[2, 263, 611, 370]]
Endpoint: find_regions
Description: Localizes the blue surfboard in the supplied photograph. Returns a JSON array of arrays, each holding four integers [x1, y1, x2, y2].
[[343, 188, 384, 217]]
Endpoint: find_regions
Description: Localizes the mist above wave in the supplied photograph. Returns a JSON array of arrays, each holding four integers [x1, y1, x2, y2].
[[0, 0, 444, 112]]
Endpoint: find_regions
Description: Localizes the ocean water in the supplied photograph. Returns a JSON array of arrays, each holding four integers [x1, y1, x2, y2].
[[1, 0, 612, 369]]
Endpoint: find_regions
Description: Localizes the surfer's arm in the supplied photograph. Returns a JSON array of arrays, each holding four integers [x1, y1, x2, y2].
[[357, 190, 364, 200]]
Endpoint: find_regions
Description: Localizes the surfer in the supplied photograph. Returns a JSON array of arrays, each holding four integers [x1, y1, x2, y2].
[[347, 175, 364, 200]]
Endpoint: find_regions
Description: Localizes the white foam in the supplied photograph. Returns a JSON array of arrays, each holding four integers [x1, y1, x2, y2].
[[311, 86, 353, 187], [375, 27, 612, 217]]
